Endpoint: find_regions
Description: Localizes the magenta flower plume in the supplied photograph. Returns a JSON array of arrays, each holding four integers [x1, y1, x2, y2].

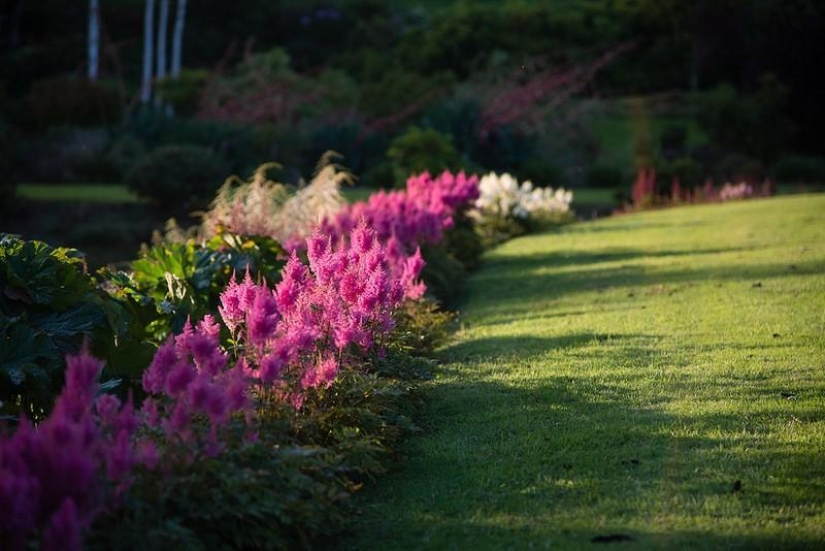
[[0, 349, 141, 550]]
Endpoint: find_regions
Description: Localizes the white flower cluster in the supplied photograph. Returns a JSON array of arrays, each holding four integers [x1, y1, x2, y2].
[[474, 172, 573, 220]]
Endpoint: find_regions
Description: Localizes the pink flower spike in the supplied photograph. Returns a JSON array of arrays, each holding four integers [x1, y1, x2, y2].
[[164, 361, 197, 397], [142, 339, 177, 393], [42, 498, 82, 551], [136, 439, 160, 470], [197, 314, 222, 340], [259, 353, 285, 384]]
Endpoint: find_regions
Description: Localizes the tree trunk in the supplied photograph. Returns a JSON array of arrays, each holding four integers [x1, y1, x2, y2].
[[156, 0, 169, 80], [171, 0, 187, 79], [88, 0, 100, 81], [140, 0, 155, 105], [155, 0, 169, 109]]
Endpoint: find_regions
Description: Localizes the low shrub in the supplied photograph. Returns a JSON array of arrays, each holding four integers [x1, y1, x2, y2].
[[125, 145, 230, 211], [771, 155, 825, 184], [387, 127, 463, 187]]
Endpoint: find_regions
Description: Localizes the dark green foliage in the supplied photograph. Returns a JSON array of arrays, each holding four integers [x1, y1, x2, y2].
[[0, 121, 18, 213], [391, 300, 456, 358], [713, 153, 764, 183], [101, 232, 285, 343], [359, 161, 395, 189], [26, 77, 122, 131], [0, 235, 150, 420], [445, 214, 484, 271], [105, 134, 149, 176], [473, 215, 528, 250], [387, 126, 463, 187], [585, 163, 625, 189], [154, 70, 210, 118], [771, 155, 825, 184], [125, 145, 230, 211], [89, 442, 352, 551], [694, 75, 795, 164], [520, 160, 563, 188], [420, 245, 467, 308], [657, 156, 703, 188], [660, 124, 688, 155]]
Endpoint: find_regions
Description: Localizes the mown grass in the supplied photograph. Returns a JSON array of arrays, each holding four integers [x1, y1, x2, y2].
[[16, 183, 144, 203], [343, 194, 825, 550], [16, 183, 373, 205]]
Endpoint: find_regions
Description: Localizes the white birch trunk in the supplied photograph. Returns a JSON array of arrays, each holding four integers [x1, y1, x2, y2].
[[88, 0, 100, 81], [140, 0, 155, 104], [156, 0, 169, 80], [171, 0, 187, 79]]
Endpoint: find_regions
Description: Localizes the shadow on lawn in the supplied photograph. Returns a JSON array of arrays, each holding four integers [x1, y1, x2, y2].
[[464, 248, 822, 325], [436, 332, 624, 364], [343, 333, 825, 550]]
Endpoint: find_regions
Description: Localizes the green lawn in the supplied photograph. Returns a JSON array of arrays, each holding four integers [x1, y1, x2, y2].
[[344, 194, 825, 549], [16, 183, 143, 203], [17, 183, 374, 206]]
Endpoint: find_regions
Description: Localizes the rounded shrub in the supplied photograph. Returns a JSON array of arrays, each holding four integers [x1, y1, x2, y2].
[[126, 145, 230, 210], [387, 126, 461, 187]]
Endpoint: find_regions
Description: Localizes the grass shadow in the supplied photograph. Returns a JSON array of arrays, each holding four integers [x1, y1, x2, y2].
[[342, 331, 825, 549]]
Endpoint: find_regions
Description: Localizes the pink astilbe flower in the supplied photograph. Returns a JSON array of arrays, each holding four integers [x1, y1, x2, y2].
[[246, 283, 281, 350], [41, 498, 82, 551], [308, 170, 474, 300], [0, 349, 140, 551], [401, 247, 427, 300], [141, 319, 252, 460], [218, 270, 258, 335]]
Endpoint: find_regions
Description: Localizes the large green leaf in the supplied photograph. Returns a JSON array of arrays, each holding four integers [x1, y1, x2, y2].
[[29, 302, 107, 352], [0, 322, 58, 386], [0, 236, 92, 309]]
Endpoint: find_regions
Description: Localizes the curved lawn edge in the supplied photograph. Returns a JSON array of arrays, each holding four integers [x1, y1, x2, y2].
[[341, 194, 825, 550]]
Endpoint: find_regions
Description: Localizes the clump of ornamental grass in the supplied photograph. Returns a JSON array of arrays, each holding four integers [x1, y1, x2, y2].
[[199, 152, 352, 244]]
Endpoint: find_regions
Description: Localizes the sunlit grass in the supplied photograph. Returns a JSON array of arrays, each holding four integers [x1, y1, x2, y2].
[[344, 194, 825, 550], [16, 183, 143, 203]]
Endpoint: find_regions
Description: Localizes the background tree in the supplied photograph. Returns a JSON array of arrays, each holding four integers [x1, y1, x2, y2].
[[171, 0, 187, 79], [87, 0, 99, 81], [140, 0, 155, 105]]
